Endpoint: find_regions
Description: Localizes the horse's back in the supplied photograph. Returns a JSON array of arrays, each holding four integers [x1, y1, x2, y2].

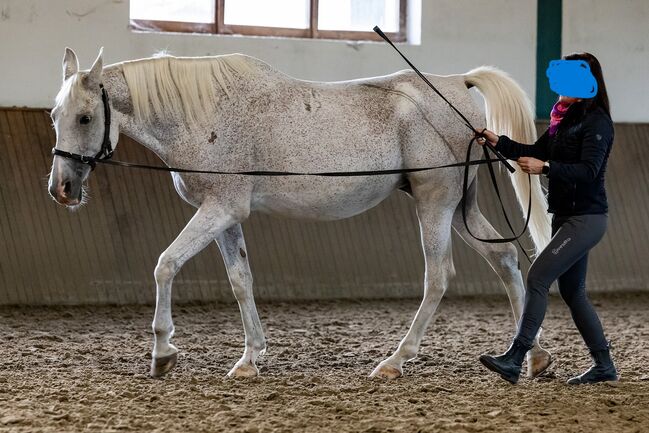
[[210, 58, 479, 220]]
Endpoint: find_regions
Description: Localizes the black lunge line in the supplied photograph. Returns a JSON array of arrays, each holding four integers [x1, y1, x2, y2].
[[53, 148, 505, 176]]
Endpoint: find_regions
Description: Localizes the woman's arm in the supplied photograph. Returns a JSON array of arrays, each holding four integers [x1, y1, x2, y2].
[[494, 130, 550, 161], [547, 114, 613, 183]]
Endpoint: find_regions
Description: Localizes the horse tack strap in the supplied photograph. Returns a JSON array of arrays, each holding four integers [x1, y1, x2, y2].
[[96, 84, 114, 162]]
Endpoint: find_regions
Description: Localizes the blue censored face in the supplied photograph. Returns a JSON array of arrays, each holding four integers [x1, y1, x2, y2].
[[546, 59, 598, 98]]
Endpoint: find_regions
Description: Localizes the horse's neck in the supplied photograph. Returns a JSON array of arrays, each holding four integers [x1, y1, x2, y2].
[[102, 65, 173, 161], [102, 56, 286, 166]]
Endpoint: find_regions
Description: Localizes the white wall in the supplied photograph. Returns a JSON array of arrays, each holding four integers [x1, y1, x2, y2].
[[0, 0, 536, 112], [2, 1, 646, 121], [563, 0, 649, 123]]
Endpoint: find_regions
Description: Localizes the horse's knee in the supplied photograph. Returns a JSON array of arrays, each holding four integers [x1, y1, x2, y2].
[[490, 242, 519, 271], [230, 268, 253, 301], [155, 255, 180, 283], [501, 242, 518, 262], [425, 282, 448, 297]]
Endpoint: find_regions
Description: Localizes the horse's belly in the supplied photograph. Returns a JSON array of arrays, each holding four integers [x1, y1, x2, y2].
[[251, 175, 400, 221]]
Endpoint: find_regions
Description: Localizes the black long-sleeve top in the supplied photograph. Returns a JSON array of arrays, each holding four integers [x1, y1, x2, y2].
[[495, 105, 614, 216]]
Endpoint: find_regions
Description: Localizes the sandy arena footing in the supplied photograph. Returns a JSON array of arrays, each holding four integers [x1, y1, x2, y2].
[[0, 292, 648, 432]]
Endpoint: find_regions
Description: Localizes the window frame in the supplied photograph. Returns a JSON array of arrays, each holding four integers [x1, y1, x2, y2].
[[130, 0, 408, 42]]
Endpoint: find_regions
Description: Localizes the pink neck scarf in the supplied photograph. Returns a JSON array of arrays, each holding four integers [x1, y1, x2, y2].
[[549, 100, 573, 136]]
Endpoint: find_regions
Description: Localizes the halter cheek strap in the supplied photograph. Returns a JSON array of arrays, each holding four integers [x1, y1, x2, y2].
[[51, 84, 113, 170]]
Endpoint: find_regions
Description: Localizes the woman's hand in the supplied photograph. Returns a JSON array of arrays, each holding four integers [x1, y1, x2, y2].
[[475, 129, 500, 147], [517, 157, 545, 174]]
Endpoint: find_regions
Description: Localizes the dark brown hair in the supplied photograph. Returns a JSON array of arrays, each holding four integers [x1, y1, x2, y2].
[[562, 52, 611, 117]]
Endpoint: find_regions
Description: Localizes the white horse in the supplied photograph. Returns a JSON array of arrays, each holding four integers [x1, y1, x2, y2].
[[48, 48, 553, 379]]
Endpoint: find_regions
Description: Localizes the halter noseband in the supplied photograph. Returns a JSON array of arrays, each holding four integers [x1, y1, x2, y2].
[[51, 84, 113, 170]]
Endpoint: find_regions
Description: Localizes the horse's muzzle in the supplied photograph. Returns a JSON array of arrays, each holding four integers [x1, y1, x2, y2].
[[49, 177, 82, 206]]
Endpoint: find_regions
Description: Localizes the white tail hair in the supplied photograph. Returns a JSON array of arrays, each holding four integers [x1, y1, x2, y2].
[[464, 66, 551, 256]]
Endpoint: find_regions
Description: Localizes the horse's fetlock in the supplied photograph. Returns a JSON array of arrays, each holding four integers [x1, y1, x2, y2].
[[250, 339, 266, 354], [153, 324, 173, 337], [398, 344, 418, 360]]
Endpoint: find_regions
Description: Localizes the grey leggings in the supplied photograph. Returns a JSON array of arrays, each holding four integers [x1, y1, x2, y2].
[[515, 213, 609, 352]]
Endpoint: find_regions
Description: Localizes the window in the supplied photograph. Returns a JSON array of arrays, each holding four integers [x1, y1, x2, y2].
[[130, 0, 407, 42]]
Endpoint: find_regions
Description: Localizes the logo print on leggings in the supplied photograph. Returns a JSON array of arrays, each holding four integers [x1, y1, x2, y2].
[[552, 237, 571, 255]]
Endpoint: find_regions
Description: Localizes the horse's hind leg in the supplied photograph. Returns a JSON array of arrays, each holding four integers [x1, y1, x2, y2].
[[451, 181, 552, 378], [151, 201, 236, 377], [216, 224, 266, 377], [371, 189, 455, 379]]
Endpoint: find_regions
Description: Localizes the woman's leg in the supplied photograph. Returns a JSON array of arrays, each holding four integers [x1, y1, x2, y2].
[[558, 251, 618, 384], [514, 214, 607, 347], [480, 214, 607, 383], [558, 253, 608, 352]]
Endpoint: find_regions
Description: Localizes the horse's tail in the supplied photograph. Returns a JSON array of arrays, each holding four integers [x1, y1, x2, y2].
[[464, 66, 551, 255]]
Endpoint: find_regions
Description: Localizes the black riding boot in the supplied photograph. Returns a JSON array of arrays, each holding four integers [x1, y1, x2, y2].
[[479, 339, 532, 384], [567, 345, 618, 385]]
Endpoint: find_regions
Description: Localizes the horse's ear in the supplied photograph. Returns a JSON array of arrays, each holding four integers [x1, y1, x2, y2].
[[86, 47, 104, 88], [63, 47, 79, 82]]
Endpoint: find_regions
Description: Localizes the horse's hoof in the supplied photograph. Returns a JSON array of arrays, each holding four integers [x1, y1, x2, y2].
[[527, 348, 553, 378], [370, 362, 402, 379], [227, 361, 259, 378], [150, 352, 178, 377]]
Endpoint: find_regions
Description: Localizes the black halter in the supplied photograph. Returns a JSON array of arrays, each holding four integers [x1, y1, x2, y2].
[[52, 84, 113, 170]]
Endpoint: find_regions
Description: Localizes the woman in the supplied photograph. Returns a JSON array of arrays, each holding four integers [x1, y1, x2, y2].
[[476, 52, 618, 385]]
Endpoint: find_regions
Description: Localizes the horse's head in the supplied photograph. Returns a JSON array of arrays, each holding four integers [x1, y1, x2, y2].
[[48, 47, 117, 208]]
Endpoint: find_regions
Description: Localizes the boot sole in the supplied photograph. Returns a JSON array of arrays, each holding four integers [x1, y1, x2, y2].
[[479, 355, 519, 384], [567, 377, 619, 385]]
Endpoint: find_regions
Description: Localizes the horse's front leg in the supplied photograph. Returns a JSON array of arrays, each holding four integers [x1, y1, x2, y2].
[[216, 224, 266, 377], [371, 198, 455, 379], [151, 201, 236, 377]]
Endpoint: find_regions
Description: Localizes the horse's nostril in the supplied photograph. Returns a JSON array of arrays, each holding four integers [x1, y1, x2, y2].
[[63, 181, 72, 196], [48, 184, 58, 198]]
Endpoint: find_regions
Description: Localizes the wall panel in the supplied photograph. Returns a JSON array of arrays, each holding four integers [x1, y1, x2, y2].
[[0, 108, 646, 304]]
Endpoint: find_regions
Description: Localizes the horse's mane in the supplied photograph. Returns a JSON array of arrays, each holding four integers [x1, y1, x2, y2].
[[120, 54, 258, 124]]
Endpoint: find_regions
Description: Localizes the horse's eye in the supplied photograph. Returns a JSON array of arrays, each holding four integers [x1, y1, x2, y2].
[[79, 115, 92, 125]]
